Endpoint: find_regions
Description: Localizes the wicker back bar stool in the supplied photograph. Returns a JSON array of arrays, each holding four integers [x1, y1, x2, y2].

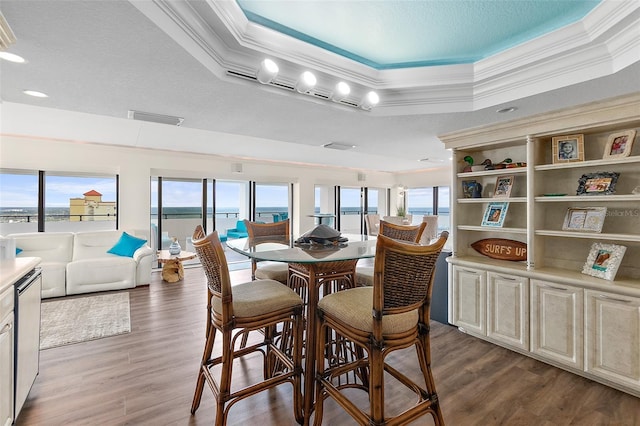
[[244, 219, 290, 283], [189, 226, 304, 425], [314, 232, 449, 426], [355, 220, 426, 287]]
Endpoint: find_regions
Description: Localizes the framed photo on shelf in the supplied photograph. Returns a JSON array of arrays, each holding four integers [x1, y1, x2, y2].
[[552, 134, 584, 164], [582, 243, 626, 281], [562, 207, 607, 232], [461, 180, 477, 199], [603, 129, 636, 159], [481, 202, 509, 227], [493, 175, 515, 198], [576, 172, 620, 196]]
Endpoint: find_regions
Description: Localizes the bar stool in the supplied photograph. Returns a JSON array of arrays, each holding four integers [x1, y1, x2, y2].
[[244, 219, 290, 283], [355, 220, 426, 287], [189, 226, 304, 425], [314, 232, 449, 426]]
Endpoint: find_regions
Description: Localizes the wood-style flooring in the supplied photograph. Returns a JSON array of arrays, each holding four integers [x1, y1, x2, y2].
[[16, 266, 639, 426]]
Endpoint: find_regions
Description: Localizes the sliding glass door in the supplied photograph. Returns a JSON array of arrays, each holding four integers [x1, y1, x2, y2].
[[254, 183, 290, 223], [338, 186, 362, 234]]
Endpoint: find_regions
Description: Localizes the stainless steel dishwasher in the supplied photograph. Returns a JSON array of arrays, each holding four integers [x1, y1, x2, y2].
[[14, 267, 41, 419]]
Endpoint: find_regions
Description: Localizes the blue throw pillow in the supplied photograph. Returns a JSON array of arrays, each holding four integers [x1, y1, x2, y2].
[[16, 247, 23, 255], [107, 232, 147, 257]]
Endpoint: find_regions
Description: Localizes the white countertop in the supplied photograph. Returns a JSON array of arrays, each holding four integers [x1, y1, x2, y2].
[[0, 257, 41, 294]]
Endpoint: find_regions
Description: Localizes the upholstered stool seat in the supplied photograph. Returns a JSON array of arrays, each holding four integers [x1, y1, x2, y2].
[[318, 287, 418, 334], [212, 278, 301, 317], [254, 262, 289, 283], [354, 266, 374, 286]]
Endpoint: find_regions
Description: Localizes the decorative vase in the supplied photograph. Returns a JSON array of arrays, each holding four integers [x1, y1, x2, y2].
[[168, 238, 181, 255]]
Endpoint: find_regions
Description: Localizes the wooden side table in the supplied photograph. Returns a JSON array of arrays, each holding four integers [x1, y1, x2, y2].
[[157, 250, 197, 283]]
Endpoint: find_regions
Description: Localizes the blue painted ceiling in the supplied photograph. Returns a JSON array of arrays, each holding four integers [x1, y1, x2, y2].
[[237, 0, 601, 69]]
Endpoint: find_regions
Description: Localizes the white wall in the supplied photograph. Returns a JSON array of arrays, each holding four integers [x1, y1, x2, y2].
[[1, 134, 454, 235], [0, 104, 453, 235]]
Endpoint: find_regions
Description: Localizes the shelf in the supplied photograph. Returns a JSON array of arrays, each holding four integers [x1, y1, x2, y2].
[[535, 155, 640, 171], [535, 230, 640, 242], [458, 197, 527, 203], [535, 194, 640, 202], [458, 225, 527, 234], [457, 167, 527, 178]]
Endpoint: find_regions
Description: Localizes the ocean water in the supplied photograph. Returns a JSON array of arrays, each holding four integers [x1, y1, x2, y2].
[[1, 206, 448, 221]]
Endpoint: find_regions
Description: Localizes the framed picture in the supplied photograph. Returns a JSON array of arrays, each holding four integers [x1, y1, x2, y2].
[[562, 207, 607, 232], [552, 134, 584, 164], [461, 180, 477, 199], [493, 175, 514, 198], [582, 243, 626, 281], [603, 129, 636, 159], [576, 172, 620, 196], [481, 202, 509, 227]]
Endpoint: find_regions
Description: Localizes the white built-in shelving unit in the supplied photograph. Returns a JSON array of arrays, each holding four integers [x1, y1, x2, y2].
[[439, 93, 640, 398]]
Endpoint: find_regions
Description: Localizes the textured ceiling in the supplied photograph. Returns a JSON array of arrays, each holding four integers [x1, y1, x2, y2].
[[0, 0, 638, 174], [237, 0, 600, 68]]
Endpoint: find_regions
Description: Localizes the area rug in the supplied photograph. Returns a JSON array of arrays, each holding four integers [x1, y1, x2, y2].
[[40, 292, 131, 350]]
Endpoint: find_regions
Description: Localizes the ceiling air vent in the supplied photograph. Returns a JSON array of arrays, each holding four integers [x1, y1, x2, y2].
[[323, 142, 355, 151], [226, 69, 257, 82], [128, 110, 184, 126]]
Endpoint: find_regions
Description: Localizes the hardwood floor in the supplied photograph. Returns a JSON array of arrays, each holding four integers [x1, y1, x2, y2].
[[16, 266, 639, 426]]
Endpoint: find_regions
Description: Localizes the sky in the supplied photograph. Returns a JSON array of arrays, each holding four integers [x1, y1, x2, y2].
[[0, 173, 117, 207], [1, 173, 447, 210]]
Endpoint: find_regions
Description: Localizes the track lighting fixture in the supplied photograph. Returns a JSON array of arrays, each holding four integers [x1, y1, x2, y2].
[[246, 59, 381, 110], [295, 71, 317, 93], [360, 91, 380, 110], [256, 58, 279, 84], [329, 82, 350, 102]]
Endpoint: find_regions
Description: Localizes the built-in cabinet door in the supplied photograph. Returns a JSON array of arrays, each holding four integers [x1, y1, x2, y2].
[[487, 272, 529, 350], [585, 290, 640, 392], [0, 311, 14, 426], [531, 280, 583, 369], [451, 266, 486, 335]]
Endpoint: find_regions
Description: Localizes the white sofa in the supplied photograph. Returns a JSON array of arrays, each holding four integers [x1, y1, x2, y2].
[[9, 230, 154, 298]]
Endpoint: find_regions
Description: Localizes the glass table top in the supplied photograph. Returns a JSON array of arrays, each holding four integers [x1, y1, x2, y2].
[[226, 234, 377, 263]]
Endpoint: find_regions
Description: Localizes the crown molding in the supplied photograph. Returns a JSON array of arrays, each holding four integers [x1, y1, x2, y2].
[[131, 0, 640, 115]]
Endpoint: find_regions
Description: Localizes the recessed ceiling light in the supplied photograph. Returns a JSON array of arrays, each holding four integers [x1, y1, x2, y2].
[[23, 90, 48, 98], [496, 106, 517, 113], [0, 52, 25, 63]]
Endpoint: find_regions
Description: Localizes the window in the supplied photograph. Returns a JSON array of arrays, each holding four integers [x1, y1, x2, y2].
[[159, 178, 203, 251], [255, 183, 290, 223], [338, 186, 362, 234], [405, 185, 450, 234], [215, 180, 250, 235], [0, 169, 118, 234], [436, 186, 451, 233], [0, 170, 39, 234], [406, 187, 434, 224]]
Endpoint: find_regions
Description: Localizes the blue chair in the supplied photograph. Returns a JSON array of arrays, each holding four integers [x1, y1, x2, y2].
[[226, 220, 248, 238]]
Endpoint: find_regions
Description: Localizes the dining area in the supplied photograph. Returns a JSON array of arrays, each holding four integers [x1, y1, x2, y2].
[[188, 219, 449, 426]]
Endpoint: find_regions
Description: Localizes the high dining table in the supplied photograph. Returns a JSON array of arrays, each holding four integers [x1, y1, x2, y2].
[[226, 233, 377, 425]]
